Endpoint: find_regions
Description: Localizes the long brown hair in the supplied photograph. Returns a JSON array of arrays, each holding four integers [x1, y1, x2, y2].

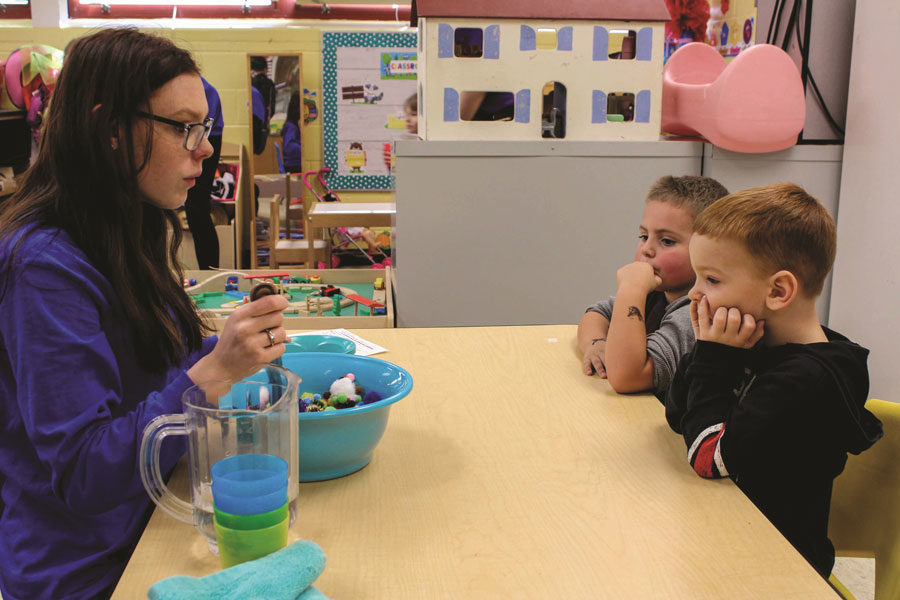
[[0, 27, 211, 372]]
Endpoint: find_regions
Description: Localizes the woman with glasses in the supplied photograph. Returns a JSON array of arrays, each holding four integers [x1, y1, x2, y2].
[[0, 28, 289, 599]]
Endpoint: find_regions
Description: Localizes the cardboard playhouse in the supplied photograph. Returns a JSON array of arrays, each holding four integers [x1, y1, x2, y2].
[[412, 0, 671, 141]]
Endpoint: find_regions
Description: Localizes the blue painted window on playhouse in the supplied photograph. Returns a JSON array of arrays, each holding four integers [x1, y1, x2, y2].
[[438, 23, 500, 59], [593, 90, 651, 124], [520, 26, 574, 52], [608, 30, 637, 59], [593, 26, 653, 61], [607, 92, 636, 121], [442, 88, 530, 123]]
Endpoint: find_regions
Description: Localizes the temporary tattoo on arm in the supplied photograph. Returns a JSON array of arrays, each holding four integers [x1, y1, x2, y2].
[[626, 306, 644, 322]]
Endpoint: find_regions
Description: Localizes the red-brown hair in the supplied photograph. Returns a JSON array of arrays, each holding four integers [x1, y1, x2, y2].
[[693, 183, 836, 297]]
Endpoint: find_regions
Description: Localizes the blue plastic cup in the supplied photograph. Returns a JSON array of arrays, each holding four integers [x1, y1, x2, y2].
[[211, 471, 284, 498], [211, 454, 288, 515], [213, 484, 288, 516], [211, 454, 287, 496]]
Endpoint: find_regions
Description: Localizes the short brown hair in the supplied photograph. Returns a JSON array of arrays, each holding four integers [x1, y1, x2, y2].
[[693, 183, 836, 297], [646, 175, 729, 219]]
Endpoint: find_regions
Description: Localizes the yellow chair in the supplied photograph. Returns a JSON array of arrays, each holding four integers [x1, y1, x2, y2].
[[828, 398, 900, 600]]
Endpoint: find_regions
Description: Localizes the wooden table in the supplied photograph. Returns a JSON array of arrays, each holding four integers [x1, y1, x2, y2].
[[113, 326, 838, 599], [306, 202, 395, 266]]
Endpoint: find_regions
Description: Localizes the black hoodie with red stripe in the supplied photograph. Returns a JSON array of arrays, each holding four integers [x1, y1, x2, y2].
[[665, 327, 883, 578]]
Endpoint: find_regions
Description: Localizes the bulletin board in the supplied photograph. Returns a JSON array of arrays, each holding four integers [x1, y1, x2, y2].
[[321, 31, 417, 191], [664, 0, 758, 62]]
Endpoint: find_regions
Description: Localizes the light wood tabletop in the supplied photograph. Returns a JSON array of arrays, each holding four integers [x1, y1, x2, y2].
[[113, 325, 838, 599]]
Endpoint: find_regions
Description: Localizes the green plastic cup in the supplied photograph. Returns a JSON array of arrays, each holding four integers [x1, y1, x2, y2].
[[213, 501, 288, 531], [214, 515, 289, 568]]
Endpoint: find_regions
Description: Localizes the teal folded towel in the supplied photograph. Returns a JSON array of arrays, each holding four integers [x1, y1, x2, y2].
[[147, 539, 328, 600]]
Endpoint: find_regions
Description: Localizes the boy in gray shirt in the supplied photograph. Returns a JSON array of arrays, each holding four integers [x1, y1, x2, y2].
[[577, 176, 728, 398]]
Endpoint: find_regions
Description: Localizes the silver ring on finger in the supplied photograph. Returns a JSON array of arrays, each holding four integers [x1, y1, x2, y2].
[[263, 328, 276, 348]]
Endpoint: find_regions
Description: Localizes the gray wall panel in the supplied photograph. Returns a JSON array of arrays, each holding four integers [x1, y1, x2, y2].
[[393, 141, 702, 327]]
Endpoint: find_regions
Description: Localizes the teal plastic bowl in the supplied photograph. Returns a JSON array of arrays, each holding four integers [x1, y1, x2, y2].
[[280, 353, 413, 482], [286, 334, 356, 354]]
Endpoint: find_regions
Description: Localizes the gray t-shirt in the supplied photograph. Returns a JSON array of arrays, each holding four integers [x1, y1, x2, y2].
[[585, 294, 694, 397]]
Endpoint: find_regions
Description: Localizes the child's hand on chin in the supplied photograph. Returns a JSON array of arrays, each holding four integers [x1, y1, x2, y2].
[[616, 261, 663, 294], [690, 296, 765, 348]]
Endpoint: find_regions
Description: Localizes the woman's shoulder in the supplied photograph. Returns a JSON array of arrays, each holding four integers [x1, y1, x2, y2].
[[2, 225, 114, 308], [3, 225, 98, 280], [4, 225, 74, 262]]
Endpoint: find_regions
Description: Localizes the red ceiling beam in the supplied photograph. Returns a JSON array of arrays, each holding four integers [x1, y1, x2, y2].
[[293, 3, 410, 21], [66, 1, 411, 21], [0, 4, 31, 19]]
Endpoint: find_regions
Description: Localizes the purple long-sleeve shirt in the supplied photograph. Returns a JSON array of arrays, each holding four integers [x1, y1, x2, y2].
[[0, 226, 216, 599], [281, 120, 302, 172]]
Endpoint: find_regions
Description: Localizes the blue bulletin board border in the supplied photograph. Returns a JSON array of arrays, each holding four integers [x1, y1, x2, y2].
[[322, 31, 417, 191]]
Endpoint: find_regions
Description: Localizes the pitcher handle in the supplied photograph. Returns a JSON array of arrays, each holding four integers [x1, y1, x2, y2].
[[139, 413, 194, 524]]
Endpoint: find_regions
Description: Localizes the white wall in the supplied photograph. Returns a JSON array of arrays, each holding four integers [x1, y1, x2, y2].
[[828, 1, 900, 400], [756, 0, 855, 141]]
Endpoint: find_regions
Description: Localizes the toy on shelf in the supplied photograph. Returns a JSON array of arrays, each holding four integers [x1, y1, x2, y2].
[[2, 45, 63, 120], [1, 44, 64, 162], [661, 42, 805, 153]]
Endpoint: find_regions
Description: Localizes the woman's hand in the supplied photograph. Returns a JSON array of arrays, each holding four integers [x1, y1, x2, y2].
[[187, 294, 289, 384]]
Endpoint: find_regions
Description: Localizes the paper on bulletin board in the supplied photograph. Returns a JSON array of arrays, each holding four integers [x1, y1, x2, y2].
[[663, 0, 758, 62], [292, 328, 388, 356], [322, 31, 417, 191], [708, 0, 758, 59]]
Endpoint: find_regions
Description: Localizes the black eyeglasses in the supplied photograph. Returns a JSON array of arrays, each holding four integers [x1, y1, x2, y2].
[[136, 111, 214, 151]]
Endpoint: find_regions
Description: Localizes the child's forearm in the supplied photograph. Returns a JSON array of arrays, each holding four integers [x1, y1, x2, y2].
[[577, 312, 610, 353], [605, 285, 655, 392]]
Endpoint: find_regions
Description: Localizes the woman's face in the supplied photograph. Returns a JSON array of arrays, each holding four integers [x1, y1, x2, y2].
[[135, 73, 212, 210]]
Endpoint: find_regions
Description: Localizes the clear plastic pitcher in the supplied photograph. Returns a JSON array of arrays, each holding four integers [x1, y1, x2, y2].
[[139, 364, 300, 550]]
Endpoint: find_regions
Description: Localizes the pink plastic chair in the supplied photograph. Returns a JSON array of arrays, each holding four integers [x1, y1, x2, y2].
[[662, 43, 806, 153]]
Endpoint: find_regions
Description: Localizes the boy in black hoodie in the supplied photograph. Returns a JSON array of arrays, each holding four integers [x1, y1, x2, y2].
[[665, 183, 883, 578]]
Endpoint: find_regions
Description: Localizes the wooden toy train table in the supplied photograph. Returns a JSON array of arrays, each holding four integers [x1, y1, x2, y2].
[[183, 267, 394, 331]]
